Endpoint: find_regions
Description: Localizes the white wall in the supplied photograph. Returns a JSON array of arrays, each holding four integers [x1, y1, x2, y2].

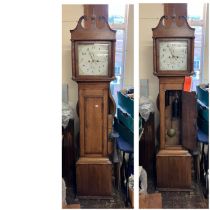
[[62, 5, 84, 134], [139, 3, 164, 130], [124, 5, 134, 88], [62, 5, 83, 109], [203, 4, 209, 83]]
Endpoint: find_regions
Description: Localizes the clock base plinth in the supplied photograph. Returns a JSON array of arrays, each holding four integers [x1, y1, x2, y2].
[[156, 149, 192, 191], [76, 157, 112, 198]]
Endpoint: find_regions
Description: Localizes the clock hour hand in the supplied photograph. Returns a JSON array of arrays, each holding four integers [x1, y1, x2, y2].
[[168, 46, 175, 58], [87, 48, 95, 62]]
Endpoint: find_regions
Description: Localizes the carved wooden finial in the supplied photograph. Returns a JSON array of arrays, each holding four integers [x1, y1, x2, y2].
[[70, 15, 116, 41], [152, 15, 195, 38]]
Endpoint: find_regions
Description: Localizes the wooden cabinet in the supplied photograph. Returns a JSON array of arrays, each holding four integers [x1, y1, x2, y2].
[[139, 113, 155, 176], [62, 119, 75, 184]]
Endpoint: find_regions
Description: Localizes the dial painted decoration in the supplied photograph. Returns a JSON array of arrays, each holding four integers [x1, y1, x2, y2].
[[159, 40, 188, 71], [78, 43, 109, 76]]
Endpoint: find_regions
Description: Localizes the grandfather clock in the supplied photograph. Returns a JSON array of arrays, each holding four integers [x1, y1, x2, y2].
[[70, 16, 116, 197], [152, 15, 197, 190]]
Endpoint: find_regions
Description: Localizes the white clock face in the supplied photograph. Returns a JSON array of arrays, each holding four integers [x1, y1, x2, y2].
[[78, 43, 109, 76], [159, 40, 188, 71]]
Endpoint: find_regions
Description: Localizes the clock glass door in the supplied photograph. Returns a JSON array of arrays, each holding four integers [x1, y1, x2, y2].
[[78, 42, 110, 76], [159, 40, 188, 71]]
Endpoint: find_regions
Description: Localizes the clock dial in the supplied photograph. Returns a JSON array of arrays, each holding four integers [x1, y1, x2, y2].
[[78, 43, 109, 76], [159, 40, 188, 71]]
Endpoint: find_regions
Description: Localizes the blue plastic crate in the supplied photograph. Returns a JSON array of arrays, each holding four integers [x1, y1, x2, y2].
[[197, 100, 209, 122], [196, 85, 209, 107], [117, 108, 142, 133], [117, 91, 134, 117], [114, 117, 133, 147], [197, 116, 209, 135]]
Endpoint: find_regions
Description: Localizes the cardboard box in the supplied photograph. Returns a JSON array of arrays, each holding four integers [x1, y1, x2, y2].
[[139, 193, 162, 209], [128, 187, 134, 208], [129, 190, 162, 208]]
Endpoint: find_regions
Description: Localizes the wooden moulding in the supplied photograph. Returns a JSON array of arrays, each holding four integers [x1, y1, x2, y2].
[[157, 149, 191, 156], [77, 157, 111, 164]]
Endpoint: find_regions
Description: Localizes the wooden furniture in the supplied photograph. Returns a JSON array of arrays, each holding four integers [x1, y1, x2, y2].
[[62, 119, 75, 185], [70, 16, 116, 198], [139, 113, 155, 177], [152, 16, 197, 190]]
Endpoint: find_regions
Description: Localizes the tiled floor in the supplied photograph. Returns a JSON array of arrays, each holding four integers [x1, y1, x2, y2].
[[66, 186, 129, 209], [64, 175, 130, 209], [147, 176, 209, 209], [64, 169, 208, 208]]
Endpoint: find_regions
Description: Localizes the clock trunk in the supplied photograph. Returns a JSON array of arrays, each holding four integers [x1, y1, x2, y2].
[[79, 83, 108, 157], [157, 77, 197, 190], [76, 82, 112, 197]]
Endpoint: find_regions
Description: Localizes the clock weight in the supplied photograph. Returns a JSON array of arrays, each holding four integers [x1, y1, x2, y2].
[[166, 91, 181, 138]]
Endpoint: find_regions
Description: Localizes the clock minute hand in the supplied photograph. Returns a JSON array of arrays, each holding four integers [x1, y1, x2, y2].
[[87, 48, 95, 62], [168, 46, 175, 58]]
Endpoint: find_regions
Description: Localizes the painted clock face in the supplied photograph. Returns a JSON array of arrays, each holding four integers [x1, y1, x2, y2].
[[159, 40, 188, 71], [78, 43, 109, 76]]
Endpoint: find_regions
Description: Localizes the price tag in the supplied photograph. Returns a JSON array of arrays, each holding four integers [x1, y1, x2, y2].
[[183, 76, 192, 92]]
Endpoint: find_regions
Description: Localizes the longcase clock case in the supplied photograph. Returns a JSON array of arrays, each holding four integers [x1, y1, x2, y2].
[[152, 16, 197, 191], [70, 16, 116, 197]]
